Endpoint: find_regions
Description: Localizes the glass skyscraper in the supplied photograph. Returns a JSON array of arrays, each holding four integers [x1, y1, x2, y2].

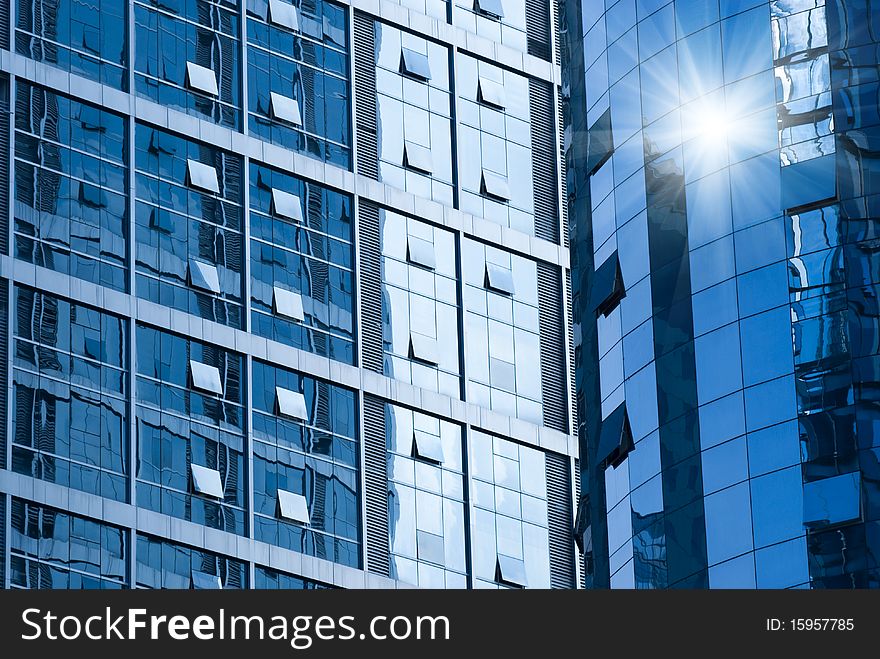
[[0, 0, 579, 589], [566, 0, 880, 588]]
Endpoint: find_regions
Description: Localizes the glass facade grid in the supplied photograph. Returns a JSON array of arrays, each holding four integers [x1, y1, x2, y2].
[[16, 0, 128, 88], [10, 498, 127, 590], [375, 22, 455, 206], [12, 286, 129, 502], [134, 0, 242, 128], [135, 325, 247, 535], [246, 0, 351, 168], [249, 162, 355, 363], [1, 0, 575, 591], [570, 0, 880, 589], [14, 82, 128, 291], [386, 403, 468, 588], [251, 360, 360, 568], [381, 209, 461, 398], [456, 55, 535, 235], [135, 124, 245, 328]]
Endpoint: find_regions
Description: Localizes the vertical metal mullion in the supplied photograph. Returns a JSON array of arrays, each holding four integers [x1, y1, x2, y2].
[[127, 0, 138, 589], [3, 493, 10, 589], [5, 74, 14, 475]]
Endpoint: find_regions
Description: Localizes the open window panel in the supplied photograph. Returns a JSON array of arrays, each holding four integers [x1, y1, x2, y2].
[[480, 169, 511, 201], [275, 385, 308, 421], [190, 463, 224, 499], [495, 554, 527, 588], [188, 258, 221, 294], [590, 251, 625, 317], [277, 489, 311, 524], [185, 61, 219, 96], [597, 402, 633, 469], [186, 159, 220, 194], [271, 187, 304, 222], [408, 332, 439, 365], [411, 429, 444, 464], [270, 91, 303, 127], [268, 0, 299, 31], [189, 360, 224, 395], [474, 0, 505, 19], [400, 48, 432, 81], [273, 286, 305, 321], [477, 76, 506, 110], [403, 140, 433, 175], [484, 261, 515, 296]]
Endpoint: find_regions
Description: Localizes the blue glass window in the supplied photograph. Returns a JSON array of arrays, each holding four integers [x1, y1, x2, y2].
[[250, 163, 354, 363], [750, 465, 803, 548], [381, 209, 460, 397], [12, 286, 128, 501], [10, 498, 127, 589], [471, 430, 551, 588], [252, 360, 360, 568], [135, 325, 246, 534], [457, 55, 535, 234], [386, 404, 467, 588], [463, 239, 543, 425], [721, 5, 772, 83], [136, 534, 246, 588], [16, 0, 127, 88], [375, 23, 454, 206], [453, 0, 526, 53], [247, 0, 351, 169], [14, 82, 127, 290], [135, 125, 244, 328], [254, 565, 331, 589], [704, 481, 753, 565], [134, 0, 241, 128]]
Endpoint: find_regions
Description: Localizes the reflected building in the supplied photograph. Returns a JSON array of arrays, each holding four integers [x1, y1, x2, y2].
[[0, 0, 579, 588], [565, 0, 880, 587]]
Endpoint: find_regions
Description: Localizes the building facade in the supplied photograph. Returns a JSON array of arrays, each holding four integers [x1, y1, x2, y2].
[[566, 0, 880, 588], [0, 0, 579, 589]]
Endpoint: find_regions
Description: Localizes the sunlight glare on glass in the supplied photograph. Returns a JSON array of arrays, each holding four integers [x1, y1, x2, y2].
[[695, 107, 732, 142]]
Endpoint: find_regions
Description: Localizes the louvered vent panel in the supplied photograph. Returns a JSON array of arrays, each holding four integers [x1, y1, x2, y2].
[[547, 451, 575, 588], [559, 86, 569, 249], [565, 268, 576, 433], [0, 495, 5, 589], [575, 460, 586, 589], [359, 200, 383, 373], [0, 75, 8, 256], [353, 12, 378, 179], [538, 262, 567, 433], [525, 0, 552, 61], [363, 394, 389, 576], [530, 78, 559, 244], [0, 278, 7, 472], [0, 0, 8, 50]]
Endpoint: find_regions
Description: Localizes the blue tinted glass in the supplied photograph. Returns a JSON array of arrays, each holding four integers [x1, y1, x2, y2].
[[729, 153, 781, 229], [638, 3, 675, 60], [750, 466, 803, 547], [739, 307, 794, 386], [699, 391, 746, 449], [702, 436, 749, 494], [704, 481, 754, 564], [695, 323, 743, 402], [755, 536, 809, 588], [606, 0, 637, 42], [734, 216, 786, 273], [693, 279, 738, 336], [686, 168, 732, 249], [747, 420, 800, 476], [781, 153, 836, 211], [736, 261, 789, 317], [674, 0, 719, 37], [803, 472, 861, 527], [708, 552, 756, 588], [721, 6, 773, 83], [744, 375, 797, 431], [690, 236, 736, 292]]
